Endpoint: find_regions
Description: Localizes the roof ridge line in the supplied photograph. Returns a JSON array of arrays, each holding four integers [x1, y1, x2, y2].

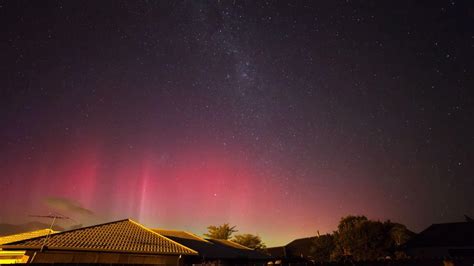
[[226, 239, 253, 250], [182, 230, 212, 243], [153, 227, 181, 232], [209, 238, 253, 250], [128, 219, 199, 255], [151, 228, 214, 244], [153, 228, 212, 243]]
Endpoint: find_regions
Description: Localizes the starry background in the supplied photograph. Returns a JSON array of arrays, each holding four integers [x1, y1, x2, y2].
[[0, 0, 473, 245]]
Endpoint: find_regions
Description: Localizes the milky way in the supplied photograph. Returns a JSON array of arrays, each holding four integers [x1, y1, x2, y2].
[[1, 1, 473, 245]]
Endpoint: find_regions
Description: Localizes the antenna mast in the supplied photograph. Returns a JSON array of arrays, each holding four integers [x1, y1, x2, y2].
[[28, 213, 72, 252]]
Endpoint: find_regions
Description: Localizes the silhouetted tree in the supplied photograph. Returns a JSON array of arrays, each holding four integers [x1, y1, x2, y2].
[[388, 222, 412, 246], [233, 233, 266, 250], [330, 215, 414, 261], [204, 223, 237, 239], [310, 233, 335, 262], [334, 215, 368, 259]]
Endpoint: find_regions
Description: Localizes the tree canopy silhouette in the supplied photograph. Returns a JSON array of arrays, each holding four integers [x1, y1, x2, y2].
[[233, 233, 266, 250], [310, 233, 335, 262], [204, 223, 237, 240], [310, 215, 413, 262]]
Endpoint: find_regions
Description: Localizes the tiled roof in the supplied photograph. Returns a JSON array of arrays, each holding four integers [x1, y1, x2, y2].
[[0, 229, 57, 245], [406, 222, 474, 248], [1, 219, 197, 255]]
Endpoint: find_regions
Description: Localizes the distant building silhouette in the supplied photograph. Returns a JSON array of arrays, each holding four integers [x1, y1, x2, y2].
[[267, 236, 317, 264], [405, 220, 474, 259]]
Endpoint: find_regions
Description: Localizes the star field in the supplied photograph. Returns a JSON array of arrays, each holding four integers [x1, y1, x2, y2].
[[0, 1, 473, 245]]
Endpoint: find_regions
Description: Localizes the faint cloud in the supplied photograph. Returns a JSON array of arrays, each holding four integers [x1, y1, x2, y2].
[[43, 197, 94, 217]]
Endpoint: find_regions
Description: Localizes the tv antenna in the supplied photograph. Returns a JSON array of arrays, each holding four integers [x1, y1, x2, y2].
[[28, 213, 75, 252]]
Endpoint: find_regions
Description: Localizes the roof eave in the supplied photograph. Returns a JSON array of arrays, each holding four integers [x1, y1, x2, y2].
[[1, 245, 198, 256]]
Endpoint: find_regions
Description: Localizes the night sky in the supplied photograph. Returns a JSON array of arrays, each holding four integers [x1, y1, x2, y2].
[[1, 1, 473, 245]]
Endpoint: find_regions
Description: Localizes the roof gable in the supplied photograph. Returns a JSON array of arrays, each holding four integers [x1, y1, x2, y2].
[[1, 219, 197, 255]]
